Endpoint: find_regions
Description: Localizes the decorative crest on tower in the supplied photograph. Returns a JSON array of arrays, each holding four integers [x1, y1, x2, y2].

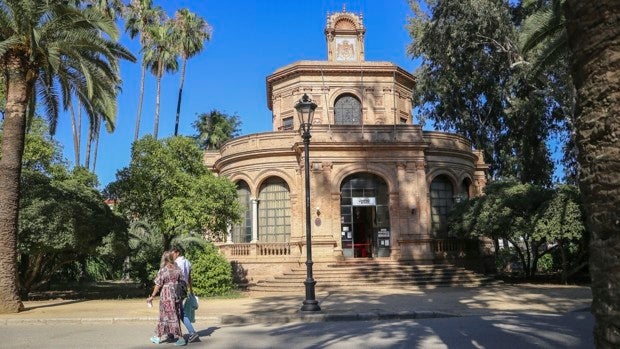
[[325, 8, 365, 62]]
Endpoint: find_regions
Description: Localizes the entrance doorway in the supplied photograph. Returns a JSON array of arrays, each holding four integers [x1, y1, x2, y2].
[[340, 173, 390, 258], [353, 206, 373, 258]]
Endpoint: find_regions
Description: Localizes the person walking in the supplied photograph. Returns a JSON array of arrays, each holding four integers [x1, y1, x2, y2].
[[147, 251, 185, 345], [171, 246, 199, 344]]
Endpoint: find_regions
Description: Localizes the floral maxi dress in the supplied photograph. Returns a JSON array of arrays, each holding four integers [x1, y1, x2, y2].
[[154, 265, 183, 338]]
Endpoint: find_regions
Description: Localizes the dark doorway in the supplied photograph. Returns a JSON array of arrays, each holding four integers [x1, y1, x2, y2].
[[353, 206, 374, 258]]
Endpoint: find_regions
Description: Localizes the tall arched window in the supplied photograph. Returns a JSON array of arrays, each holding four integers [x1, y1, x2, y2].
[[460, 178, 472, 201], [334, 94, 361, 125], [231, 181, 252, 243], [258, 177, 291, 242], [430, 175, 454, 237]]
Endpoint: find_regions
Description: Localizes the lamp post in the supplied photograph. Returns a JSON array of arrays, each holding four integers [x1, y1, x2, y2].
[[295, 93, 321, 312]]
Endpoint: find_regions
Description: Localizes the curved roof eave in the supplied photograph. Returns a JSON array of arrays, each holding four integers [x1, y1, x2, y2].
[[266, 60, 416, 110]]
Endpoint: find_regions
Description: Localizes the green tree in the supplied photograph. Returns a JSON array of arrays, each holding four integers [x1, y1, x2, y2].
[[0, 0, 134, 313], [449, 181, 586, 278], [106, 136, 240, 249], [407, 0, 570, 184], [564, 1, 620, 347], [518, 0, 577, 184], [533, 185, 587, 282], [172, 8, 211, 137], [144, 19, 179, 140], [193, 110, 241, 150], [3, 117, 125, 296], [124, 0, 165, 142], [19, 169, 126, 296]]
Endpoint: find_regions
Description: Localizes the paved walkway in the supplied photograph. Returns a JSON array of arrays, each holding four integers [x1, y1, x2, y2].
[[0, 284, 592, 325]]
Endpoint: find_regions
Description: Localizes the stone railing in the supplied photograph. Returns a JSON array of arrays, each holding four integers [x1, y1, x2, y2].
[[219, 242, 296, 259], [431, 238, 481, 257]]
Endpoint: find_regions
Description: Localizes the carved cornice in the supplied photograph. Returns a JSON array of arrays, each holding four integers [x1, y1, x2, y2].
[[266, 60, 415, 110]]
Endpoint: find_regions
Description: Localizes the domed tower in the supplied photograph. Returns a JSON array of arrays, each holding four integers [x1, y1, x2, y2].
[[267, 10, 415, 131]]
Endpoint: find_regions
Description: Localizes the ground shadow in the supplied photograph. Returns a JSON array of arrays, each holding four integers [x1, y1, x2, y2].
[[22, 299, 88, 311]]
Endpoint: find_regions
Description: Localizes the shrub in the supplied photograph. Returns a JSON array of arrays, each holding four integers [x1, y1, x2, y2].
[[537, 253, 555, 273], [188, 243, 233, 297]]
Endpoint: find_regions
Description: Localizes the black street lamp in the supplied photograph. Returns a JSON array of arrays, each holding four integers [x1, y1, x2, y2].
[[295, 93, 321, 312]]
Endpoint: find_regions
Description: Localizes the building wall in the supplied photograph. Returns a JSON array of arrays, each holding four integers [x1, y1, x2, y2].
[[205, 125, 486, 264], [203, 10, 489, 282]]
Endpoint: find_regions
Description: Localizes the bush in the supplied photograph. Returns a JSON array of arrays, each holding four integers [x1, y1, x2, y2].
[[188, 243, 233, 297], [537, 253, 555, 273]]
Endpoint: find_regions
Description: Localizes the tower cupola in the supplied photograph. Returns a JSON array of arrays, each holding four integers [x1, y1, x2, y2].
[[325, 6, 365, 62]]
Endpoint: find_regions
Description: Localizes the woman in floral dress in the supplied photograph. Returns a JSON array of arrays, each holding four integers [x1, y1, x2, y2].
[[146, 251, 184, 344]]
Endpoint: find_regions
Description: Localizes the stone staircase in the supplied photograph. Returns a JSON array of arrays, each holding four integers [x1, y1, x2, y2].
[[248, 260, 498, 293]]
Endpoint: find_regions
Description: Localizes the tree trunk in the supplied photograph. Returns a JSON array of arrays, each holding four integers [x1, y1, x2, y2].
[[69, 102, 80, 166], [564, 1, 620, 348], [153, 62, 162, 140], [92, 120, 101, 172], [85, 111, 93, 170], [560, 240, 568, 284], [174, 58, 187, 137], [0, 54, 34, 313], [134, 65, 146, 143]]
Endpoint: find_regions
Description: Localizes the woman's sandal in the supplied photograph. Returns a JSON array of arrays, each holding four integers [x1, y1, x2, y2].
[[150, 336, 166, 344]]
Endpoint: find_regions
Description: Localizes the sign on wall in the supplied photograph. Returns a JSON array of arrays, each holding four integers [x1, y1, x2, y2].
[[352, 197, 376, 206]]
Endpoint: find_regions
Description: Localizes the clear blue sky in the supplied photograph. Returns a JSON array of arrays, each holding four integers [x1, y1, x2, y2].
[[53, 0, 419, 187]]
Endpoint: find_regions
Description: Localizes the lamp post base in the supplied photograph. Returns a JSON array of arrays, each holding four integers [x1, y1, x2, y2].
[[301, 300, 321, 312], [301, 277, 321, 312]]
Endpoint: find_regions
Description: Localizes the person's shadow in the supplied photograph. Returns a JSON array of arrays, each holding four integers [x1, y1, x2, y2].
[[186, 327, 219, 343]]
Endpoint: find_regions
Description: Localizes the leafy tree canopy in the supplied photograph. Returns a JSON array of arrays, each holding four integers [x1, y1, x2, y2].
[[106, 135, 241, 249], [449, 180, 587, 278], [407, 0, 575, 184], [5, 117, 126, 295]]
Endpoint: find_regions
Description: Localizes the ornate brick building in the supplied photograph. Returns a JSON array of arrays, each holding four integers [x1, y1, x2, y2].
[[204, 10, 488, 279]]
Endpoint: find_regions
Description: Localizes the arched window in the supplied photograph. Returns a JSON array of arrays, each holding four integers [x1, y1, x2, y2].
[[430, 175, 454, 237], [460, 178, 471, 201], [258, 177, 291, 242], [334, 94, 361, 125], [231, 181, 252, 243]]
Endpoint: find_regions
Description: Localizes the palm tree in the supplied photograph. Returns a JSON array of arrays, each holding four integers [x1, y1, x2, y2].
[[519, 0, 567, 71], [124, 0, 165, 142], [171, 9, 211, 136], [564, 1, 620, 348], [0, 0, 135, 313], [193, 110, 241, 150], [81, 0, 124, 170], [143, 20, 179, 140]]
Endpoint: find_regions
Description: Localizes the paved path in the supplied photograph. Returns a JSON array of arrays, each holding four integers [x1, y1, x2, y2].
[[0, 284, 592, 324]]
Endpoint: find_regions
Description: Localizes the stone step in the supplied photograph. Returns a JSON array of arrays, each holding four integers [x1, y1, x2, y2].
[[250, 278, 498, 292], [283, 268, 479, 276], [276, 272, 478, 279], [246, 261, 497, 293]]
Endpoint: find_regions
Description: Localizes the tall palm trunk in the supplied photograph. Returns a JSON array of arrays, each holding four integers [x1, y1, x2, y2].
[[0, 55, 34, 313], [174, 57, 187, 136], [85, 122, 92, 170], [134, 64, 146, 143], [153, 61, 163, 140], [565, 1, 620, 348], [92, 120, 101, 172], [85, 115, 95, 170], [69, 102, 80, 166]]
